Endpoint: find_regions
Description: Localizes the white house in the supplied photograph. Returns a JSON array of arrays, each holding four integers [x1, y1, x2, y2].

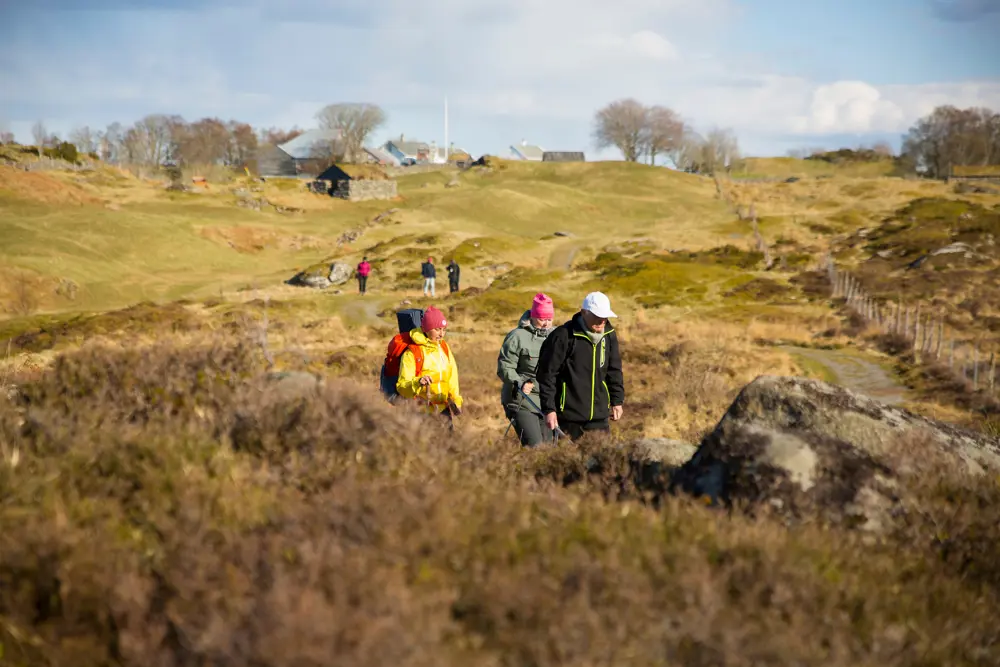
[[509, 139, 544, 161]]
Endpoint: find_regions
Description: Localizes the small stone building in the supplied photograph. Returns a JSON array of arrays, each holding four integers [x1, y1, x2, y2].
[[314, 164, 397, 201], [542, 151, 585, 162]]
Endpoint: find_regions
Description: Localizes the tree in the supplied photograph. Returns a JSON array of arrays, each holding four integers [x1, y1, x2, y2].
[[699, 128, 741, 174], [643, 105, 685, 165], [259, 126, 303, 146], [69, 126, 96, 154], [592, 98, 648, 162], [226, 121, 257, 168], [175, 117, 230, 166], [315, 103, 386, 163], [32, 120, 47, 147], [123, 114, 176, 166], [101, 122, 125, 163], [901, 105, 1000, 178], [870, 140, 894, 157]]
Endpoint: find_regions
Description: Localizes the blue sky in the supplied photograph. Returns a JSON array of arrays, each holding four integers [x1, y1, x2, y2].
[[1, 0, 998, 158]]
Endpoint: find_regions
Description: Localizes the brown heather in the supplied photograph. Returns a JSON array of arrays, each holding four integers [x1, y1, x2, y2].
[[1, 333, 1000, 667]]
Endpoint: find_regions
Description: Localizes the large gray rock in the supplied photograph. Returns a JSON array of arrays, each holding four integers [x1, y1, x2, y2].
[[670, 375, 1000, 531], [286, 262, 352, 289], [327, 262, 352, 285]]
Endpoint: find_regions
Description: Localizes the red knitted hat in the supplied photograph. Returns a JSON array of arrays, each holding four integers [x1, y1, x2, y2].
[[421, 306, 447, 331]]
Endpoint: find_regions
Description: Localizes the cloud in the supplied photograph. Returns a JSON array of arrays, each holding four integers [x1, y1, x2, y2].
[[928, 0, 1000, 21], [1, 0, 998, 155]]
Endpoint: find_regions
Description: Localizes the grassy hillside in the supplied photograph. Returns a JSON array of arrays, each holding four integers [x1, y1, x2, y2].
[[0, 159, 739, 316]]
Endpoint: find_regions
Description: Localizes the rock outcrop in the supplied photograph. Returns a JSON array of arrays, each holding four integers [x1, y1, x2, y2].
[[669, 375, 1000, 531], [286, 262, 352, 289]]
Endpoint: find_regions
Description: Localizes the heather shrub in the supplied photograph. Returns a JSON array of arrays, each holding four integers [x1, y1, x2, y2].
[[2, 336, 1000, 666]]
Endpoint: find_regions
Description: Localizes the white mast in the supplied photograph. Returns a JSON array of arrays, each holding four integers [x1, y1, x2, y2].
[[444, 96, 449, 162]]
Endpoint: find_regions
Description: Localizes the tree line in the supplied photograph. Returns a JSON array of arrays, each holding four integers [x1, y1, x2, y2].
[[591, 98, 741, 173], [3, 100, 998, 178], [5, 103, 388, 169], [592, 98, 1000, 177]]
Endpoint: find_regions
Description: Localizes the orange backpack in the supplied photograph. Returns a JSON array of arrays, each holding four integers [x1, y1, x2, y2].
[[380, 331, 450, 400]]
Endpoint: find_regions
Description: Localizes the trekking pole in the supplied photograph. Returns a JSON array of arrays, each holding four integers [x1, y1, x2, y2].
[[517, 387, 567, 442], [503, 391, 526, 438]]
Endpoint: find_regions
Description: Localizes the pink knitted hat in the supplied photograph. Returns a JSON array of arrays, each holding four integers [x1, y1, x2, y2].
[[530, 293, 554, 319], [421, 306, 447, 331]]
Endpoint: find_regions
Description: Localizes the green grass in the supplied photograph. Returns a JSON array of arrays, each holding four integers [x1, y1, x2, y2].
[[737, 157, 898, 179], [2, 160, 744, 318]]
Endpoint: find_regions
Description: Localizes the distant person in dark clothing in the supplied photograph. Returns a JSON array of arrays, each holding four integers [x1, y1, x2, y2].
[[357, 256, 371, 295], [421, 256, 436, 297], [447, 259, 461, 293]]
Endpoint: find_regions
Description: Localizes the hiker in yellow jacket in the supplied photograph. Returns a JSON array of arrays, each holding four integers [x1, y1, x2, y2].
[[396, 306, 463, 418]]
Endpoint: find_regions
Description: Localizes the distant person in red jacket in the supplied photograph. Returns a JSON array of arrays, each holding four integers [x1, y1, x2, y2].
[[357, 256, 371, 295]]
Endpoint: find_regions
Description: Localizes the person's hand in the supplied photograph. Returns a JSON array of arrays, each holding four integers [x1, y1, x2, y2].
[[521, 381, 534, 395], [611, 405, 623, 421], [419, 375, 432, 386], [545, 412, 558, 430]]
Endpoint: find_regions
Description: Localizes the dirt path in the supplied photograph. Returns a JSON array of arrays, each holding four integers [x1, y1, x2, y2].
[[779, 345, 907, 406], [547, 241, 582, 271], [339, 296, 383, 328]]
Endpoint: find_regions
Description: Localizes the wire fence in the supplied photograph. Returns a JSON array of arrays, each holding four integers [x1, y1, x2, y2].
[[825, 256, 998, 397]]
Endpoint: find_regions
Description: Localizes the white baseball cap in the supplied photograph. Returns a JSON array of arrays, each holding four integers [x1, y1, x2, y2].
[[581, 291, 617, 318]]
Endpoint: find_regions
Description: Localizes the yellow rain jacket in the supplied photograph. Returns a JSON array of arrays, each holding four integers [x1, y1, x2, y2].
[[396, 328, 463, 412]]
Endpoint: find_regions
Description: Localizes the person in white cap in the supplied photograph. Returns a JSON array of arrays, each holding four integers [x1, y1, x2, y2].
[[535, 291, 624, 441]]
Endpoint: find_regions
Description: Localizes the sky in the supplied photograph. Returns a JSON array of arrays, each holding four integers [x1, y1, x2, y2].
[[1, 0, 999, 159]]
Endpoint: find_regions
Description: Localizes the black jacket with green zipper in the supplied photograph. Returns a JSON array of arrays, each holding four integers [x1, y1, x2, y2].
[[535, 313, 625, 424]]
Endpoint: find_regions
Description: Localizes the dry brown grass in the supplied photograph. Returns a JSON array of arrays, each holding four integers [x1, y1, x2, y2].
[[1, 332, 999, 666], [0, 166, 103, 206]]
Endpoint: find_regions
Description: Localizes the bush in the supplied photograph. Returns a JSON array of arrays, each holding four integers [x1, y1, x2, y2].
[[41, 141, 79, 163]]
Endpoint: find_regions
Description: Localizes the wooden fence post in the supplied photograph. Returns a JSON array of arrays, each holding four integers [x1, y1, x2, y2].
[[990, 352, 996, 396], [935, 318, 943, 359]]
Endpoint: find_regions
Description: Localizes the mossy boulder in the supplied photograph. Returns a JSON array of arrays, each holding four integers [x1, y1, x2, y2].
[[670, 375, 1000, 531], [286, 261, 352, 288]]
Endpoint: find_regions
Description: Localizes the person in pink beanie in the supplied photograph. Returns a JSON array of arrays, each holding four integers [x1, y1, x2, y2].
[[395, 305, 463, 423], [496, 293, 556, 446]]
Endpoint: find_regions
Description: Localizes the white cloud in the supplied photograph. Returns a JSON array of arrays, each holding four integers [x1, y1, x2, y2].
[[2, 0, 999, 153]]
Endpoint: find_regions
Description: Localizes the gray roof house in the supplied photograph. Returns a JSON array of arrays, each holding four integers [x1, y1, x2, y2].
[[384, 136, 431, 162], [509, 140, 544, 161], [256, 129, 344, 177], [363, 146, 401, 166]]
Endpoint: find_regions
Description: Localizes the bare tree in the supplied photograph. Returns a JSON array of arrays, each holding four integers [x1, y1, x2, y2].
[[259, 126, 303, 146], [902, 105, 1000, 178], [315, 103, 386, 163], [226, 121, 258, 168], [175, 117, 230, 166], [69, 126, 96, 154], [123, 114, 176, 166], [870, 140, 894, 157], [102, 122, 125, 163], [32, 120, 48, 147], [643, 105, 685, 165], [699, 128, 741, 174], [665, 127, 705, 172], [593, 98, 648, 162]]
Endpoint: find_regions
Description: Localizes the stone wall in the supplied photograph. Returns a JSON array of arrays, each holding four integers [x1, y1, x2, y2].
[[332, 179, 398, 201]]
